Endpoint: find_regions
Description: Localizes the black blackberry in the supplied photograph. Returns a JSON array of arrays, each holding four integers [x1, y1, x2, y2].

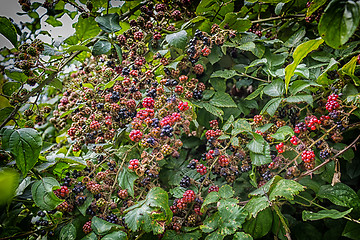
[[295, 122, 307, 132], [118, 108, 129, 119], [199, 176, 206, 182], [187, 160, 197, 169], [146, 89, 157, 98], [288, 108, 299, 125], [151, 118, 159, 127], [106, 213, 118, 224], [72, 170, 80, 178], [73, 182, 85, 194], [262, 170, 272, 181], [86, 207, 96, 216], [96, 103, 104, 110], [129, 86, 137, 93], [180, 176, 191, 188], [336, 121, 346, 131], [240, 163, 251, 172], [329, 111, 339, 119], [193, 90, 203, 100], [164, 68, 171, 75], [278, 107, 287, 118], [76, 196, 86, 205], [94, 193, 102, 200], [122, 67, 130, 76], [320, 149, 330, 159], [195, 29, 203, 39], [141, 177, 151, 186], [160, 124, 173, 137], [62, 175, 71, 187], [327, 70, 339, 80], [37, 211, 46, 217], [40, 230, 47, 236], [111, 92, 120, 102]]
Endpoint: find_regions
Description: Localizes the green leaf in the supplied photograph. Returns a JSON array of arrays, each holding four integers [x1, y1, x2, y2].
[[170, 186, 186, 198], [220, 12, 251, 32], [2, 82, 21, 96], [247, 139, 264, 154], [163, 230, 202, 240], [243, 207, 273, 239], [45, 16, 63, 27], [208, 45, 223, 65], [5, 69, 28, 82], [95, 13, 121, 33], [31, 177, 64, 210], [233, 232, 253, 240], [0, 107, 13, 124], [92, 40, 111, 56], [102, 231, 127, 240], [261, 98, 281, 116], [289, 80, 321, 95], [285, 39, 324, 93], [341, 56, 360, 86], [258, 0, 292, 3], [201, 191, 220, 212], [318, 0, 360, 48], [81, 232, 97, 240], [250, 152, 272, 166], [165, 30, 188, 49], [91, 216, 122, 235], [269, 179, 305, 201], [244, 196, 270, 218], [202, 103, 224, 121], [231, 119, 252, 135], [210, 70, 239, 79], [1, 128, 42, 176], [271, 126, 294, 141], [219, 185, 234, 199], [249, 176, 283, 197], [0, 16, 18, 47], [210, 92, 237, 108], [318, 183, 360, 209], [118, 168, 138, 197], [78, 193, 93, 215], [342, 221, 360, 240], [286, 94, 313, 107], [307, 0, 327, 17], [0, 168, 19, 205], [245, 85, 264, 100], [302, 208, 352, 221], [60, 223, 76, 240], [114, 44, 123, 62], [125, 187, 172, 234], [66, 45, 91, 53], [263, 79, 284, 97], [75, 17, 101, 43]]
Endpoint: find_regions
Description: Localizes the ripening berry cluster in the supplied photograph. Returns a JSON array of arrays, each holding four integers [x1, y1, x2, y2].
[[326, 93, 340, 112]]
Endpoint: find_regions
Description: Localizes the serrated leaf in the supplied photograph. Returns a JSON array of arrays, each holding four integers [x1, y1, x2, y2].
[[170, 186, 186, 198], [1, 128, 42, 176], [286, 94, 313, 107], [318, 0, 360, 49], [261, 97, 281, 116], [92, 40, 111, 56], [0, 168, 19, 205], [243, 207, 273, 239], [66, 45, 91, 53], [0, 17, 17, 48], [250, 152, 272, 166], [118, 168, 138, 197], [269, 179, 305, 201], [220, 12, 251, 32], [244, 196, 270, 218], [81, 232, 97, 240], [5, 69, 28, 82], [202, 103, 224, 121], [95, 13, 121, 33], [285, 39, 324, 93], [271, 126, 294, 141], [223, 115, 234, 131], [210, 70, 239, 79], [165, 30, 188, 49], [125, 187, 172, 234], [60, 223, 76, 240], [102, 231, 127, 240], [75, 17, 101, 43], [231, 119, 252, 135], [341, 56, 360, 86], [91, 216, 122, 235], [31, 177, 63, 210], [201, 191, 219, 212], [163, 230, 202, 240], [233, 232, 253, 240], [210, 92, 237, 108], [289, 80, 321, 95], [318, 183, 360, 209], [263, 79, 284, 97], [247, 139, 264, 154], [219, 185, 234, 199], [302, 208, 352, 221], [249, 175, 283, 197]]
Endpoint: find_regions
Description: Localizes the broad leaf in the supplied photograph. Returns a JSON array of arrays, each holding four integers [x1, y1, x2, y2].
[[261, 98, 281, 116], [285, 39, 324, 93], [210, 70, 239, 79], [210, 92, 237, 108], [91, 216, 122, 235], [60, 223, 76, 240], [318, 183, 360, 209], [318, 0, 360, 48], [244, 196, 270, 218], [271, 126, 294, 141], [31, 177, 64, 210], [165, 30, 188, 49], [125, 187, 172, 234], [302, 208, 352, 221], [102, 231, 127, 240], [0, 16, 17, 47], [163, 230, 202, 240], [269, 179, 305, 201], [95, 13, 121, 33], [92, 40, 111, 56], [263, 79, 284, 97], [243, 207, 273, 239], [1, 128, 42, 176], [233, 232, 253, 240], [118, 168, 138, 197]]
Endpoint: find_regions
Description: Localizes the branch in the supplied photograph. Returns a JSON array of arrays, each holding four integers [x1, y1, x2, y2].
[[251, 14, 305, 23]]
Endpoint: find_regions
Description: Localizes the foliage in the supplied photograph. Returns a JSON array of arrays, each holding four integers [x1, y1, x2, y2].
[[0, 0, 360, 239]]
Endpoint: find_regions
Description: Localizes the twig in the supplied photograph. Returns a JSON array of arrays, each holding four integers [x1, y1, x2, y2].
[[251, 14, 306, 24], [295, 134, 360, 180]]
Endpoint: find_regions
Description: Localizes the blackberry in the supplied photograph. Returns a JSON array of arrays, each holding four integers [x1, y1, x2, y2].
[[336, 121, 346, 131], [141, 177, 151, 186], [240, 163, 251, 172], [193, 90, 203, 100], [86, 207, 96, 216], [288, 108, 299, 125], [160, 124, 173, 137], [94, 193, 102, 200], [37, 211, 46, 217], [329, 111, 339, 119], [146, 89, 157, 98], [164, 68, 171, 75], [199, 176, 206, 182], [151, 118, 160, 127], [40, 230, 47, 236], [278, 107, 287, 118], [118, 108, 129, 119], [111, 92, 120, 102], [180, 176, 191, 188], [261, 170, 272, 181], [72, 170, 80, 178], [76, 196, 86, 205], [187, 160, 197, 169], [320, 149, 330, 159], [195, 29, 203, 39], [327, 70, 339, 80], [106, 213, 118, 224], [62, 175, 71, 187], [122, 67, 130, 76]]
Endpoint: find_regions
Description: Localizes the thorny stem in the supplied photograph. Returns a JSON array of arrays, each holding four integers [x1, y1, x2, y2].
[[272, 204, 292, 240]]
